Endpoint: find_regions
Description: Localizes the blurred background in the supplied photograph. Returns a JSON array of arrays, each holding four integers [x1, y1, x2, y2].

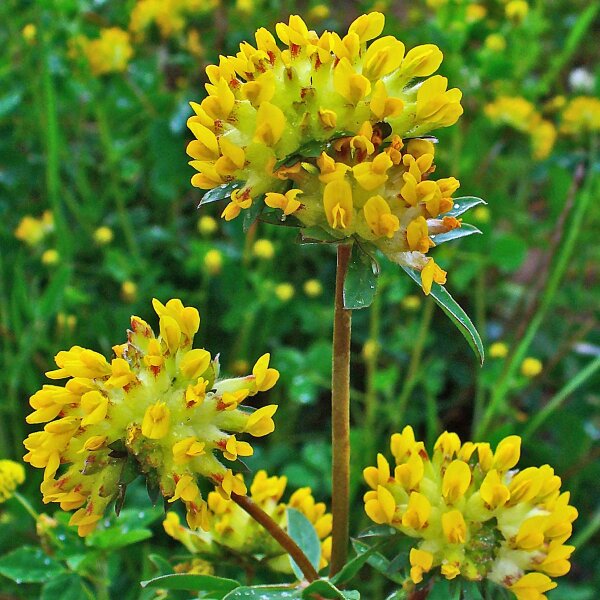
[[1, 0, 599, 597]]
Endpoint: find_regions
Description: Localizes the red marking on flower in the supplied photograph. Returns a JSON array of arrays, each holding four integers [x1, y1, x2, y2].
[[291, 43, 301, 58]]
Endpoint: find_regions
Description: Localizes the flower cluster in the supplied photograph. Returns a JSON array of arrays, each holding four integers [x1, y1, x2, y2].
[[73, 28, 134, 76], [14, 211, 54, 247], [0, 460, 25, 503], [560, 96, 600, 135], [164, 469, 332, 572], [363, 427, 577, 600], [129, 0, 218, 40], [24, 299, 279, 536], [485, 96, 556, 160], [187, 12, 468, 294]]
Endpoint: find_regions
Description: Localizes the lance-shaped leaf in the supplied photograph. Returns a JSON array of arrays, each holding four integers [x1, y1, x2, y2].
[[431, 223, 481, 245], [343, 243, 379, 310], [140, 573, 240, 593], [223, 586, 299, 599], [302, 579, 360, 599], [445, 196, 487, 218], [199, 181, 243, 206], [401, 267, 484, 365], [286, 508, 322, 580]]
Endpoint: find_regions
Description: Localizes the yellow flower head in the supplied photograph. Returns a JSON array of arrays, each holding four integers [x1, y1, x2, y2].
[[188, 13, 468, 294], [364, 427, 577, 598], [561, 96, 600, 135], [24, 299, 279, 536], [0, 460, 26, 503], [521, 357, 543, 378], [15, 211, 54, 247], [78, 28, 133, 76], [163, 469, 332, 572], [94, 226, 114, 245]]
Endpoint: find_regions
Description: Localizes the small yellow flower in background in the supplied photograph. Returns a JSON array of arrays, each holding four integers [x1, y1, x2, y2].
[[174, 557, 214, 575], [41, 249, 60, 266], [401, 295, 422, 311], [560, 96, 600, 135], [303, 279, 323, 297], [466, 4, 487, 23], [57, 313, 77, 333], [79, 28, 133, 76], [186, 29, 204, 58], [198, 215, 218, 236], [0, 460, 25, 503], [253, 238, 275, 260], [231, 359, 250, 375], [484, 34, 506, 52], [121, 280, 137, 303], [235, 0, 254, 14], [22, 23, 37, 43], [204, 249, 223, 274], [485, 97, 556, 160], [472, 206, 490, 223], [308, 4, 330, 21], [15, 211, 54, 246], [489, 342, 509, 359], [94, 226, 114, 245], [163, 470, 332, 572], [188, 13, 468, 295], [521, 357, 543, 377], [275, 283, 295, 302], [364, 427, 577, 599], [506, 0, 529, 24], [362, 339, 379, 361], [544, 96, 566, 113], [24, 298, 279, 536]]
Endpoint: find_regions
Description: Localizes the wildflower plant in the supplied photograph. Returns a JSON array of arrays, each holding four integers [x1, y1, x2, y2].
[[24, 298, 279, 536]]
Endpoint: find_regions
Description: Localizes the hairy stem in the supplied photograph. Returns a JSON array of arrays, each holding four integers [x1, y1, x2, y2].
[[231, 492, 318, 582], [330, 243, 353, 576]]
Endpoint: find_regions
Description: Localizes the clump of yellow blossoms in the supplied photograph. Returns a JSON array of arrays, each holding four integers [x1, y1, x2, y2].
[[485, 96, 556, 160], [0, 460, 25, 503], [164, 469, 332, 572], [130, 0, 219, 40], [187, 12, 469, 294], [24, 299, 279, 536], [560, 96, 600, 135], [14, 211, 54, 247], [364, 427, 577, 600], [75, 28, 134, 76]]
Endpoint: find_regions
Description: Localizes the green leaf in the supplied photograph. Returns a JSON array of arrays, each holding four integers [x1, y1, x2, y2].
[[343, 244, 379, 310], [243, 197, 265, 232], [331, 542, 384, 586], [299, 227, 347, 244], [140, 573, 240, 593], [462, 581, 485, 600], [356, 525, 397, 538], [259, 210, 304, 228], [427, 578, 461, 600], [41, 573, 90, 600], [286, 508, 322, 579], [351, 540, 404, 584], [431, 223, 481, 245], [87, 527, 152, 550], [274, 132, 353, 170], [148, 553, 175, 576], [199, 181, 243, 206], [302, 579, 360, 599], [37, 265, 71, 319], [401, 267, 484, 365], [445, 196, 487, 218], [223, 585, 298, 599], [0, 546, 65, 583]]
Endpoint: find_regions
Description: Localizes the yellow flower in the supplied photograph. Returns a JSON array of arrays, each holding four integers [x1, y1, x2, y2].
[[0, 460, 25, 503], [204, 249, 223, 275], [164, 470, 333, 572], [41, 249, 60, 266], [303, 279, 323, 297], [188, 13, 467, 294], [253, 239, 275, 260], [484, 34, 506, 52], [198, 215, 218, 236], [506, 0, 529, 24], [121, 280, 137, 303], [79, 28, 133, 76], [364, 427, 577, 597], [561, 96, 600, 135], [94, 226, 114, 245], [521, 357, 543, 378], [489, 342, 509, 358], [15, 211, 54, 246], [22, 23, 37, 43], [24, 299, 279, 536], [275, 283, 295, 302]]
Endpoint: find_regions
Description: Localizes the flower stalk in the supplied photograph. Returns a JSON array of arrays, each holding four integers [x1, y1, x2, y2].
[[231, 492, 319, 582], [330, 242, 353, 576]]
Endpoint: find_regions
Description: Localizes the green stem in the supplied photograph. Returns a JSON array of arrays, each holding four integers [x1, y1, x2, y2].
[[476, 169, 598, 439], [396, 298, 435, 427], [522, 356, 600, 443], [572, 505, 600, 549], [329, 243, 352, 576], [231, 493, 318, 582], [364, 287, 381, 432], [13, 491, 38, 521], [472, 269, 487, 434]]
